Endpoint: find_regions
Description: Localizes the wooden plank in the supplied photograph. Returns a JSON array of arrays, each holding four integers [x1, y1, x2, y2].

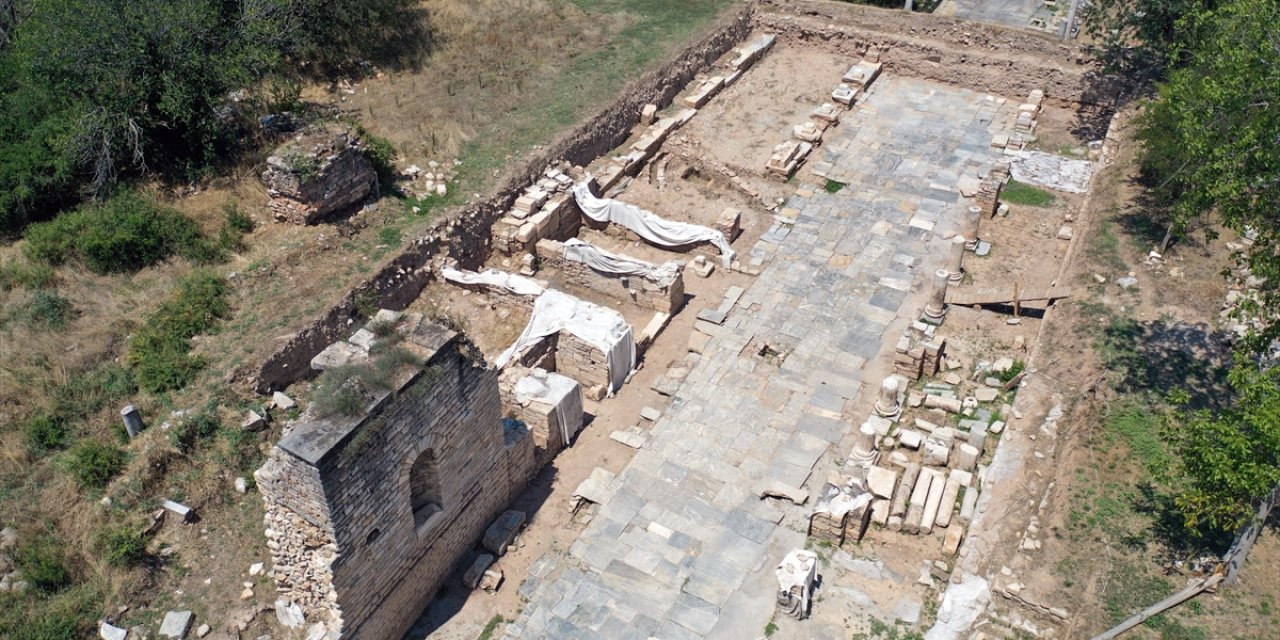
[[945, 287, 1072, 306]]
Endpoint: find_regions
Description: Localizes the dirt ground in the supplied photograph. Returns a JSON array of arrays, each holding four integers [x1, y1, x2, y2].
[[682, 45, 852, 176]]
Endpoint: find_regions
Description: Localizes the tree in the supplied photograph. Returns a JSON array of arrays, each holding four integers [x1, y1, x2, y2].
[[1136, 0, 1280, 353], [1170, 360, 1280, 534], [1081, 0, 1217, 77], [0, 0, 424, 234]]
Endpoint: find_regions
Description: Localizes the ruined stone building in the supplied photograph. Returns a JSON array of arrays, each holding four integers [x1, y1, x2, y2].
[[255, 317, 559, 638]]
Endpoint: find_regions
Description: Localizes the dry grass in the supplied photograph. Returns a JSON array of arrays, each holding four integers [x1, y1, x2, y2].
[[0, 0, 738, 629], [332, 0, 626, 165]]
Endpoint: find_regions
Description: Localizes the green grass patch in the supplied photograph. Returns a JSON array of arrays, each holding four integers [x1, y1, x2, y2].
[[824, 179, 847, 193], [1086, 217, 1129, 274], [1103, 403, 1175, 475], [127, 271, 230, 393], [23, 191, 220, 274], [7, 290, 75, 330], [477, 615, 506, 640], [0, 259, 55, 291], [61, 439, 127, 489], [452, 0, 736, 191], [98, 525, 147, 567], [1001, 180, 1056, 207]]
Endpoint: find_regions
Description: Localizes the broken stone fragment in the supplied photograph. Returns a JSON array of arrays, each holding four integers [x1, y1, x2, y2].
[[275, 599, 305, 628], [158, 610, 194, 639], [100, 621, 129, 640], [463, 553, 496, 589], [271, 391, 296, 411], [482, 510, 526, 556], [241, 410, 267, 432]]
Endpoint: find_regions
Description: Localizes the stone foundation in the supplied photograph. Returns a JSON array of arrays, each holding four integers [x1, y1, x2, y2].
[[535, 239, 686, 314], [262, 127, 378, 224]]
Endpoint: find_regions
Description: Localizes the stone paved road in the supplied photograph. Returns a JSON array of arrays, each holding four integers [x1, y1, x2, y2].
[[503, 76, 1009, 640]]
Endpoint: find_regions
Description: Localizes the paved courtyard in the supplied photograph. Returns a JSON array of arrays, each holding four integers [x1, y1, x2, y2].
[[502, 76, 1011, 640]]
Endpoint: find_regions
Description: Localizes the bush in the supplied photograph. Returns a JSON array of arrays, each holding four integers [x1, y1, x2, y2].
[[18, 539, 71, 594], [99, 526, 147, 567], [128, 272, 229, 393], [48, 363, 136, 423], [352, 123, 398, 184], [62, 440, 126, 489], [169, 406, 221, 454], [23, 192, 216, 274], [9, 290, 75, 330], [23, 414, 69, 453], [0, 259, 56, 291]]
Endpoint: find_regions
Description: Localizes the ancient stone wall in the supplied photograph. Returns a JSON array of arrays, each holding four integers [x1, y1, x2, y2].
[[252, 5, 753, 393], [554, 331, 612, 398], [756, 0, 1125, 107], [262, 128, 378, 224], [256, 327, 524, 639], [535, 239, 686, 314]]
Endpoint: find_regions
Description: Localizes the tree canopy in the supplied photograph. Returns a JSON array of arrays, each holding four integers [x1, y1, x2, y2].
[[0, 0, 422, 234], [1127, 0, 1280, 537]]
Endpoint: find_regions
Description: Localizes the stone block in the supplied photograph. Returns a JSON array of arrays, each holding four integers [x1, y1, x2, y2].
[[640, 104, 657, 126], [481, 509, 524, 555], [159, 611, 194, 639], [463, 553, 496, 589], [866, 466, 898, 499]]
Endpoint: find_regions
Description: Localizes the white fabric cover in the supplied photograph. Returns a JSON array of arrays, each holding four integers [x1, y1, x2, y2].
[[562, 238, 679, 284], [776, 549, 819, 614], [1009, 151, 1094, 194], [495, 289, 636, 395], [572, 182, 736, 268], [514, 368, 584, 444], [441, 267, 545, 297]]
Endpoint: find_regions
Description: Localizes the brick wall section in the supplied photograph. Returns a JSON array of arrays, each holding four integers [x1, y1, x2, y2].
[[535, 239, 686, 314], [257, 328, 526, 639], [554, 331, 612, 395], [498, 367, 568, 465]]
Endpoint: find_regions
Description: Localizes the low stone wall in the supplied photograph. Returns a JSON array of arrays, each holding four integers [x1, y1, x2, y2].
[[555, 331, 612, 399], [252, 6, 754, 393], [535, 239, 686, 314]]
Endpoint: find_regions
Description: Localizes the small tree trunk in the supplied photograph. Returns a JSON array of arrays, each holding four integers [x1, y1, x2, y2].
[[1159, 223, 1175, 253]]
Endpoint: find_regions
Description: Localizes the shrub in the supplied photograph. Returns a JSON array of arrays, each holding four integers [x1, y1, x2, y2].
[[18, 539, 71, 593], [48, 363, 136, 423], [9, 290, 75, 330], [23, 192, 215, 274], [99, 526, 147, 567], [349, 122, 397, 184], [128, 272, 229, 393], [24, 414, 69, 454], [169, 406, 221, 454], [0, 259, 56, 291], [63, 440, 126, 489]]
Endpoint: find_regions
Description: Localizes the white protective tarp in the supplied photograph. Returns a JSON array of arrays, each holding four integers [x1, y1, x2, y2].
[[495, 289, 636, 395], [514, 368, 584, 445], [441, 267, 545, 297], [1009, 151, 1095, 194], [923, 573, 991, 640], [562, 238, 679, 284], [572, 182, 736, 268]]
